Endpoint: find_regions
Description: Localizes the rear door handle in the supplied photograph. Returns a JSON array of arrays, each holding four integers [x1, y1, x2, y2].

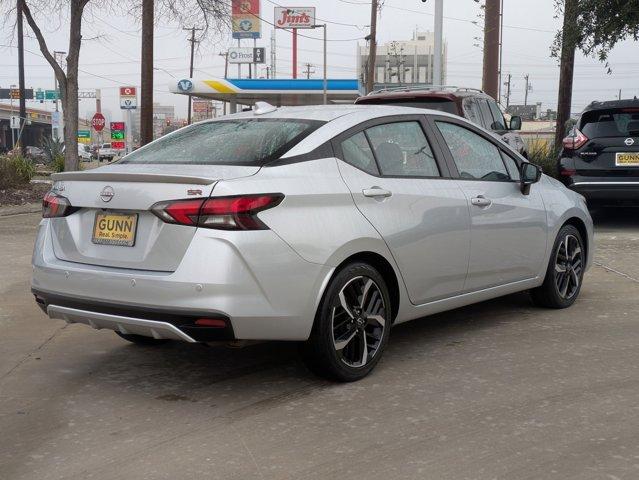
[[471, 196, 492, 207], [362, 187, 392, 198]]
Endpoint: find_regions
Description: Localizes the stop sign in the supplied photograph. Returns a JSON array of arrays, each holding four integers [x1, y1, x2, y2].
[[92, 112, 106, 131]]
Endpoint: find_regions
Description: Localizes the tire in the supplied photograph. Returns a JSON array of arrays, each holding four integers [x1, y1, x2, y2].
[[115, 332, 171, 346], [531, 224, 585, 309], [302, 262, 392, 382]]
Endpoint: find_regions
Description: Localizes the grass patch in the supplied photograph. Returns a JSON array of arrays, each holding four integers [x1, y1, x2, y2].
[[0, 154, 36, 188]]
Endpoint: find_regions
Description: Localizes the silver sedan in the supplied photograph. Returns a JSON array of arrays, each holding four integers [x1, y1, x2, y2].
[[32, 104, 593, 381]]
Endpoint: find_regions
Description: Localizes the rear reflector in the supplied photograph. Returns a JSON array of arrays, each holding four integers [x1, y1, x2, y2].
[[42, 192, 78, 218], [150, 194, 284, 230], [195, 318, 227, 328]]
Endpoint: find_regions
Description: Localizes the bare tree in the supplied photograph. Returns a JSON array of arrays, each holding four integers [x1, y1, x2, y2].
[[8, 0, 229, 171]]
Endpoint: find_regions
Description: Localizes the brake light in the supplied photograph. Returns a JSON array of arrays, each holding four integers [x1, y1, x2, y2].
[[150, 194, 284, 230], [42, 192, 78, 218], [562, 128, 588, 150]]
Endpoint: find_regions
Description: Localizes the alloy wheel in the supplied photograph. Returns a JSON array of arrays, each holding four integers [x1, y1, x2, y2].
[[331, 276, 387, 368], [554, 234, 583, 300]]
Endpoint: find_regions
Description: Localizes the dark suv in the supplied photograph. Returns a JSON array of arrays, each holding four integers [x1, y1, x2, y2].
[[355, 86, 527, 157], [558, 99, 639, 204]]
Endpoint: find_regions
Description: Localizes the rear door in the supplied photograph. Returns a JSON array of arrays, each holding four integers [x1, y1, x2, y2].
[[334, 115, 471, 305], [431, 117, 547, 291], [575, 108, 639, 177]]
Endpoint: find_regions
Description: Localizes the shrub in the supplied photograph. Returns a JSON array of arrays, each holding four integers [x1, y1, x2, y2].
[[51, 155, 65, 173], [42, 137, 64, 164], [0, 154, 36, 188], [527, 140, 559, 179]]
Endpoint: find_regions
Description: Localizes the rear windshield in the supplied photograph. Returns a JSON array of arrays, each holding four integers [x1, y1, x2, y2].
[[120, 118, 324, 166], [358, 98, 458, 115], [580, 109, 639, 138]]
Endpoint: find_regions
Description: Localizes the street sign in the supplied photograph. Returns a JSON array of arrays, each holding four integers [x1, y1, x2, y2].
[[228, 47, 266, 64], [52, 111, 61, 129], [92, 113, 106, 132], [232, 0, 261, 39], [274, 7, 316, 28], [45, 90, 59, 100], [77, 130, 91, 138], [119, 86, 137, 110], [0, 88, 34, 100], [35, 89, 44, 100], [10, 116, 20, 129]]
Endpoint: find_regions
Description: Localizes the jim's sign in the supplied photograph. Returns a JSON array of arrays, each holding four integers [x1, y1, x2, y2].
[[274, 7, 315, 29]]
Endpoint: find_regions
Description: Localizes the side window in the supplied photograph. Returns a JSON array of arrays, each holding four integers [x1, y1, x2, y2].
[[462, 97, 483, 127], [501, 151, 520, 181], [340, 132, 379, 175], [488, 100, 507, 130], [477, 99, 494, 129], [435, 121, 510, 181], [365, 121, 440, 177]]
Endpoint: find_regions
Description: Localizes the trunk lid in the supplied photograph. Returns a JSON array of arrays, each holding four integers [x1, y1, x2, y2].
[[48, 164, 260, 272], [575, 136, 639, 177]]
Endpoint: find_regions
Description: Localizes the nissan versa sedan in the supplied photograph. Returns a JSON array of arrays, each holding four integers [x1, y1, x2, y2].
[[32, 104, 593, 381]]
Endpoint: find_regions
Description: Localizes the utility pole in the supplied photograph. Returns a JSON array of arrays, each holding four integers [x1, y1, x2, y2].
[[17, 0, 26, 156], [303, 63, 315, 79], [503, 73, 512, 108], [365, 0, 378, 94], [554, 0, 578, 150], [140, 0, 153, 146], [184, 26, 202, 125], [270, 29, 277, 79], [482, 0, 501, 100], [433, 0, 443, 86], [524, 74, 530, 106]]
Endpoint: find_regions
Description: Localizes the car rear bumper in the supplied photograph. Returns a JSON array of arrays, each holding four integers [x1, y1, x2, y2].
[[32, 219, 333, 341], [567, 180, 639, 201]]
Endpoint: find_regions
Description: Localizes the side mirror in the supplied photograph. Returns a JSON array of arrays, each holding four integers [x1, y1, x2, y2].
[[520, 162, 542, 195], [510, 115, 522, 131]]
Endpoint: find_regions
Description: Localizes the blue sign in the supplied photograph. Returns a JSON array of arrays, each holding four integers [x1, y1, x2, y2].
[[177, 79, 193, 92]]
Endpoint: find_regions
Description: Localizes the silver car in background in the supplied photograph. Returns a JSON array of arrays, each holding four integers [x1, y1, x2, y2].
[[32, 104, 593, 381]]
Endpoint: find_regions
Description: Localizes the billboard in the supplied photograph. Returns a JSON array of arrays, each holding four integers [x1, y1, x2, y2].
[[228, 47, 266, 64], [274, 7, 315, 29], [232, 0, 261, 39]]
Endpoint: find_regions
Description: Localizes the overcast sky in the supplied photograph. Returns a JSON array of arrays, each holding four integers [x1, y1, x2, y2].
[[2, 0, 639, 122]]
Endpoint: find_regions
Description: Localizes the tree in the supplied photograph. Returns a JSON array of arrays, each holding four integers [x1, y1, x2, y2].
[[10, 0, 229, 171], [553, 0, 639, 149]]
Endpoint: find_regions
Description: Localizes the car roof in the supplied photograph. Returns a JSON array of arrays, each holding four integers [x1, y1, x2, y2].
[[356, 87, 488, 104], [583, 98, 639, 112], [208, 104, 458, 123]]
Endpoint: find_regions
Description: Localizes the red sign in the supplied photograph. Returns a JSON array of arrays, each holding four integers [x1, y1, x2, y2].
[[119, 86, 136, 96], [232, 0, 259, 14], [110, 122, 125, 131], [91, 113, 106, 132], [111, 141, 126, 150]]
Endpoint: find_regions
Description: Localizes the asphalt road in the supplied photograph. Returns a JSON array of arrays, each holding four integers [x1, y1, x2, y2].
[[1, 209, 638, 480]]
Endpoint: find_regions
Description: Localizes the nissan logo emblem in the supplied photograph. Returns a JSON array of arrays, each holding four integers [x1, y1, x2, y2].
[[100, 186, 115, 202], [625, 138, 635, 146]]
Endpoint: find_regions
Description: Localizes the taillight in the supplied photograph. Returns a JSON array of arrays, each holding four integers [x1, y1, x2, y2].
[[150, 194, 284, 230], [42, 192, 78, 218], [562, 128, 588, 150]]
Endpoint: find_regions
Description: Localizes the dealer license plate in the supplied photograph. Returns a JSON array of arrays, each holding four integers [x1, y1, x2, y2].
[[92, 212, 138, 247]]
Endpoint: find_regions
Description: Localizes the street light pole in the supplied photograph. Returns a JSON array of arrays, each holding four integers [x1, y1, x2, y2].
[[17, 0, 26, 155], [312, 24, 328, 105]]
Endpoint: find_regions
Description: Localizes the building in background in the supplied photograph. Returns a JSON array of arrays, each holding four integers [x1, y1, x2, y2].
[[131, 102, 175, 142], [357, 31, 447, 89]]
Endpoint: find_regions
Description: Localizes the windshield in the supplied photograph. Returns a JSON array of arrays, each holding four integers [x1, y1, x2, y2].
[[120, 118, 324, 166], [580, 109, 639, 138]]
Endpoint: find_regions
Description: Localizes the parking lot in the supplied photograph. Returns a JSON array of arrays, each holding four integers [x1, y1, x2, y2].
[[1, 209, 638, 479]]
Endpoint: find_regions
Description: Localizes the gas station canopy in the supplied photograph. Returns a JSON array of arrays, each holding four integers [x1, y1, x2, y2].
[[169, 78, 361, 108]]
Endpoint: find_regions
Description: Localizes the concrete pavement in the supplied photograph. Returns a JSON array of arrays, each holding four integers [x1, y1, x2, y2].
[[1, 209, 638, 480]]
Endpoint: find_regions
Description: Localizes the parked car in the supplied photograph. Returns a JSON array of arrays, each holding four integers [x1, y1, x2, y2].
[[78, 144, 92, 162], [558, 99, 639, 205], [355, 86, 528, 157], [91, 142, 116, 162], [32, 104, 592, 381]]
